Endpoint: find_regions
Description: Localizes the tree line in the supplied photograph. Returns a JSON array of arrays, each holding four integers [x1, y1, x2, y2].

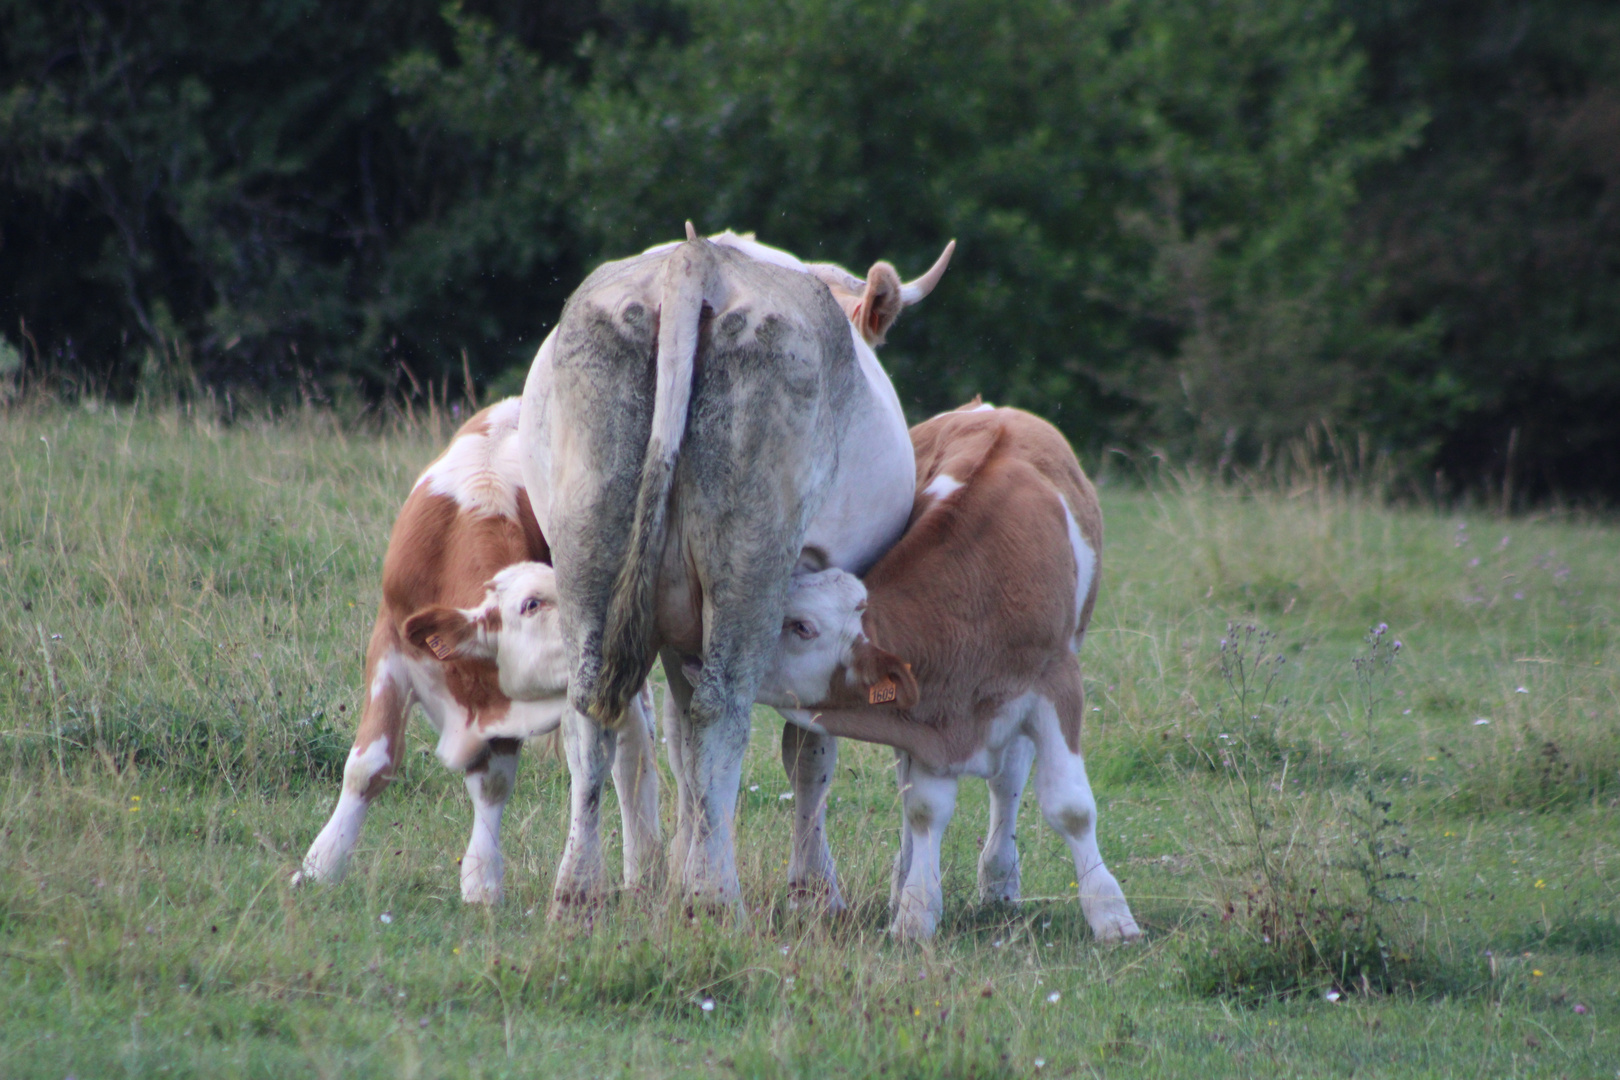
[[2, 0, 1616, 501]]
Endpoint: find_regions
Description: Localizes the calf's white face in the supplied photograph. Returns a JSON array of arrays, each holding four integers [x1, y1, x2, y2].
[[403, 562, 570, 702], [754, 569, 918, 710]]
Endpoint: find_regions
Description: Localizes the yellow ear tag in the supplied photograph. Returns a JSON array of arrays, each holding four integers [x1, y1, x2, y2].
[[425, 634, 453, 660], [869, 677, 898, 705]]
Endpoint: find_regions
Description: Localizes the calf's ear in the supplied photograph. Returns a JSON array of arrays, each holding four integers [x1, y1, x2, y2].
[[402, 606, 494, 663], [853, 639, 920, 709]]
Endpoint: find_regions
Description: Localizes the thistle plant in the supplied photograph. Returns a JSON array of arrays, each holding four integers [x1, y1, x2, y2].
[[1348, 623, 1414, 907], [1213, 622, 1291, 924]]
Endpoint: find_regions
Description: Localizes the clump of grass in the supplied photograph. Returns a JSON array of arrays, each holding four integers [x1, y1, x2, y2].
[[731, 1000, 1019, 1080], [500, 919, 774, 1018], [1180, 622, 1486, 1002], [3, 691, 348, 790]]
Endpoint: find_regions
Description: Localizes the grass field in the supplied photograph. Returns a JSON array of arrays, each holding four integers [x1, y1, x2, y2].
[[2, 401, 1617, 1078]]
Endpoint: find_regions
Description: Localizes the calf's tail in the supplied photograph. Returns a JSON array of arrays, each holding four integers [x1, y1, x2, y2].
[[590, 240, 715, 725]]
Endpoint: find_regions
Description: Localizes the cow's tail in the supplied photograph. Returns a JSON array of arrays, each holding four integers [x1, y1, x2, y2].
[[591, 240, 713, 725]]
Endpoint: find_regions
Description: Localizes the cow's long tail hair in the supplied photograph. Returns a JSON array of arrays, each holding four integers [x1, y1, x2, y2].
[[591, 240, 717, 725]]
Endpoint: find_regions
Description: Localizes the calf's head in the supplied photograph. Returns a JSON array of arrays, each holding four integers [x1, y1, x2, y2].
[[402, 562, 570, 702], [753, 568, 919, 711]]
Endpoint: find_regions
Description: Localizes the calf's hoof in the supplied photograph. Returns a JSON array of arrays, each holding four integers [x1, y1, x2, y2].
[[548, 889, 607, 926], [291, 851, 345, 889], [460, 855, 505, 906], [460, 879, 504, 906]]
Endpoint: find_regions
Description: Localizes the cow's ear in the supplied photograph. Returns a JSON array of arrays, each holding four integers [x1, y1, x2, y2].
[[852, 262, 904, 345], [403, 606, 494, 662], [852, 639, 920, 709]]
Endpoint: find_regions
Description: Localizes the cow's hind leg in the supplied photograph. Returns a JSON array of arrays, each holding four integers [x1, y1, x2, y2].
[[780, 722, 844, 912], [979, 734, 1035, 903], [892, 754, 958, 940], [550, 706, 613, 917], [1026, 692, 1141, 943], [296, 628, 408, 886], [668, 676, 751, 913], [613, 684, 664, 892], [460, 738, 520, 904]]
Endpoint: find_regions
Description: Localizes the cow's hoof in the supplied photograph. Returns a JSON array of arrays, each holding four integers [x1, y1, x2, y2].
[[682, 895, 748, 928], [787, 881, 847, 916], [890, 898, 939, 941], [1090, 913, 1144, 944], [977, 882, 1021, 905]]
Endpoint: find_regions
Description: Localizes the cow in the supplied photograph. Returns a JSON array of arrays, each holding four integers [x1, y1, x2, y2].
[[293, 399, 661, 905], [518, 229, 952, 911], [746, 403, 1143, 942]]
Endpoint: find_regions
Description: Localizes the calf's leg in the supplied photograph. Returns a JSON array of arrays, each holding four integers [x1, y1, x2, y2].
[[659, 650, 697, 891], [892, 755, 959, 940], [296, 630, 409, 886], [978, 734, 1035, 903], [888, 749, 914, 912], [460, 738, 520, 904], [1026, 694, 1141, 943], [779, 721, 844, 911], [613, 684, 664, 891]]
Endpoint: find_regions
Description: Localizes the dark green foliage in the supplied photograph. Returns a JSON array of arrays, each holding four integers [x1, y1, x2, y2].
[[1346, 1, 1620, 500], [3, 0, 1619, 499]]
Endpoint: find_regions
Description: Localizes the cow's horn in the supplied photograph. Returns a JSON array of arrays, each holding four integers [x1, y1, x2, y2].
[[899, 240, 955, 305], [685, 220, 699, 241]]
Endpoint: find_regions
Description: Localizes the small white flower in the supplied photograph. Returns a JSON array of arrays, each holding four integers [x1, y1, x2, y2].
[[1325, 990, 1342, 1002], [700, 997, 715, 1012], [1046, 991, 1061, 1004], [780, 945, 790, 955], [379, 912, 393, 924], [778, 792, 793, 800], [1474, 718, 1490, 726], [1515, 687, 1528, 694], [749, 785, 759, 792], [1034, 1059, 1046, 1069]]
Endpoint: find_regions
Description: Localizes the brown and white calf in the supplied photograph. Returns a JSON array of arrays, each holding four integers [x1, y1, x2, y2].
[[293, 398, 661, 904], [752, 403, 1142, 941]]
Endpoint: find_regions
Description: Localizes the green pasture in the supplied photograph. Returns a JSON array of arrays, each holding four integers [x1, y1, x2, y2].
[[1, 402, 1616, 1078]]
